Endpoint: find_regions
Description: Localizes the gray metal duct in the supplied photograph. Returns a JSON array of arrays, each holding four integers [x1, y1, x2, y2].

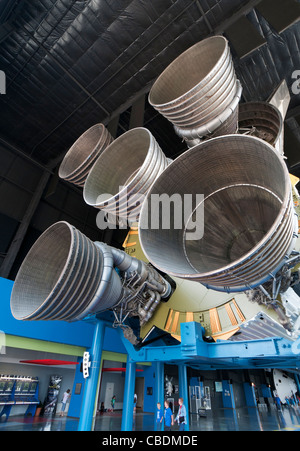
[[58, 123, 113, 187], [139, 135, 298, 293], [148, 36, 242, 146], [83, 127, 169, 222]]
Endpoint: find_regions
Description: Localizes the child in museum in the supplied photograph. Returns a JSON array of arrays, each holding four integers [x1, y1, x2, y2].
[[164, 400, 174, 431], [156, 402, 163, 431]]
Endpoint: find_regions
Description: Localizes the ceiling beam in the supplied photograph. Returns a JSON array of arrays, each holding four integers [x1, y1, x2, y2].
[[26, 0, 266, 163], [101, 0, 265, 128], [0, 170, 50, 278], [129, 94, 146, 130], [24, 31, 110, 117], [213, 0, 263, 35]]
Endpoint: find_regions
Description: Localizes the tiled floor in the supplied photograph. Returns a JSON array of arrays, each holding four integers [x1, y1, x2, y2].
[[1, 406, 300, 431]]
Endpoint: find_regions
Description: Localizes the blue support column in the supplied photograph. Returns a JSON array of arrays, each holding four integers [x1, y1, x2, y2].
[[222, 380, 236, 409], [121, 357, 136, 431], [261, 384, 272, 398], [154, 361, 164, 431], [78, 320, 106, 431], [178, 364, 189, 431], [244, 382, 257, 407]]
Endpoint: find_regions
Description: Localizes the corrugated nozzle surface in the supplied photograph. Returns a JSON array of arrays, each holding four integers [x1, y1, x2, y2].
[[139, 135, 297, 292], [10, 221, 123, 321]]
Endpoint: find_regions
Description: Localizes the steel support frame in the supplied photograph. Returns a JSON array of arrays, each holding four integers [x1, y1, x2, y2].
[[0, 170, 50, 278], [78, 320, 106, 431], [118, 321, 300, 370], [78, 318, 300, 431], [178, 364, 190, 431], [154, 361, 164, 432], [121, 357, 136, 431]]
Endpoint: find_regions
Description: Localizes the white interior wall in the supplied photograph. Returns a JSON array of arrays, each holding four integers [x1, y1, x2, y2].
[[0, 347, 77, 416]]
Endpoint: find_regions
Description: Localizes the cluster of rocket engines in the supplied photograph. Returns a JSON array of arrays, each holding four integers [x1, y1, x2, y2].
[[10, 36, 300, 344]]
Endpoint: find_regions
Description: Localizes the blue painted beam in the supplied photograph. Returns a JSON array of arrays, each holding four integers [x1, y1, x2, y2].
[[154, 361, 164, 432], [222, 380, 236, 409], [78, 320, 105, 431], [118, 322, 300, 371], [121, 357, 136, 431], [178, 364, 189, 431], [244, 382, 257, 407]]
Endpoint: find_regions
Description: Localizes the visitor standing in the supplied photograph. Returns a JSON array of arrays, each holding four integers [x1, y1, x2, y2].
[[60, 389, 71, 417], [156, 402, 163, 431], [164, 400, 174, 431], [111, 395, 116, 412], [175, 397, 187, 431]]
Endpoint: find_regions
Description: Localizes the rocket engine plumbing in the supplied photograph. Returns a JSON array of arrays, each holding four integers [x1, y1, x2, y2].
[[10, 221, 172, 345]]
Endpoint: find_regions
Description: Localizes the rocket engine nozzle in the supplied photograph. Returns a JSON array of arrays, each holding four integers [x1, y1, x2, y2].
[[58, 123, 113, 187], [149, 36, 242, 146], [139, 134, 298, 293], [10, 221, 171, 342], [83, 127, 170, 222]]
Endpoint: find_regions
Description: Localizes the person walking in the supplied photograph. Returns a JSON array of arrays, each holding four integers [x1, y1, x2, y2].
[[156, 402, 163, 431], [111, 395, 116, 412], [175, 397, 187, 431], [134, 393, 137, 412], [164, 400, 174, 431], [60, 389, 71, 417]]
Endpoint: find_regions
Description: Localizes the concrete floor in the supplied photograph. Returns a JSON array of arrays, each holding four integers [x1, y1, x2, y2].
[[1, 406, 300, 431]]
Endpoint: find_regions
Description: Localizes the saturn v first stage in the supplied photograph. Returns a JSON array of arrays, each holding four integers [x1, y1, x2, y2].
[[10, 35, 300, 348]]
